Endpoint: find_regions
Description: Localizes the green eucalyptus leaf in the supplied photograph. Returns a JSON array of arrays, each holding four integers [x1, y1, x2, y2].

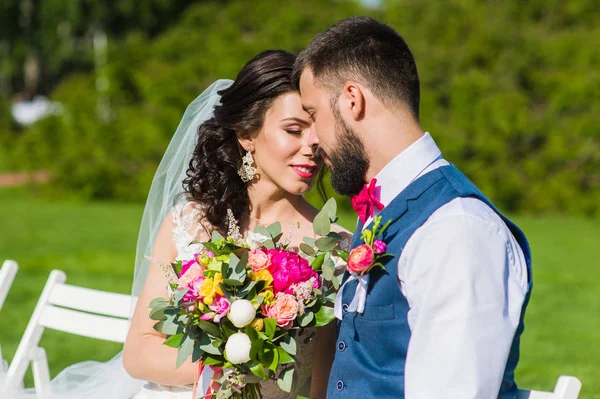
[[332, 273, 342, 290], [192, 345, 204, 363], [298, 311, 314, 327], [196, 320, 223, 338], [237, 280, 258, 298], [264, 239, 275, 250], [176, 335, 194, 368], [150, 307, 167, 321], [173, 288, 187, 303], [253, 226, 271, 237], [313, 210, 331, 236], [303, 237, 316, 246], [321, 197, 337, 220], [280, 335, 297, 355], [211, 231, 225, 241], [277, 366, 295, 393], [149, 297, 169, 309], [198, 333, 223, 356], [299, 243, 316, 257], [315, 236, 337, 252], [322, 254, 335, 281], [267, 222, 282, 238]]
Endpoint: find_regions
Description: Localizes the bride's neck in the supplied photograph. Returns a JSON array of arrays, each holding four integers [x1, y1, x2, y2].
[[246, 179, 303, 227]]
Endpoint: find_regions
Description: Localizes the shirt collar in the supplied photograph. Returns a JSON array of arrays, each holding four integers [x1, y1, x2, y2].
[[374, 132, 442, 207]]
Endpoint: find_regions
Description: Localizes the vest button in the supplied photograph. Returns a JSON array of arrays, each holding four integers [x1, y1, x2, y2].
[[336, 380, 345, 391], [337, 341, 347, 351], [342, 303, 349, 313]]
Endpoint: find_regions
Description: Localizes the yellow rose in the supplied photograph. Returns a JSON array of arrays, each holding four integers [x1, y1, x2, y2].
[[200, 273, 224, 305], [251, 269, 273, 287]]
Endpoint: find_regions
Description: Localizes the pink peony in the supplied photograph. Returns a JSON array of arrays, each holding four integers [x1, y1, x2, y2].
[[267, 249, 321, 294], [247, 249, 271, 272], [347, 244, 375, 275], [373, 240, 387, 254], [207, 295, 230, 323], [182, 276, 204, 303], [261, 294, 299, 329]]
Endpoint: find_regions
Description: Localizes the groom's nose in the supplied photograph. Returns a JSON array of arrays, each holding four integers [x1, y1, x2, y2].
[[307, 124, 320, 148]]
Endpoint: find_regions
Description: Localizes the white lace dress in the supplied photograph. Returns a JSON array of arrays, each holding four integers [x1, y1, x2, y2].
[[133, 202, 316, 399]]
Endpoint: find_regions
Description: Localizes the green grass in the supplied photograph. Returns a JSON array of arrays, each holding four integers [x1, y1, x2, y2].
[[0, 188, 598, 397]]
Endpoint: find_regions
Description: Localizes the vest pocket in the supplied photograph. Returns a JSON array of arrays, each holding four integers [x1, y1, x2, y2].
[[356, 303, 396, 321]]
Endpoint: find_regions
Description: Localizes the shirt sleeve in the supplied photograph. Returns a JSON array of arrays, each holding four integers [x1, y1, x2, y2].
[[400, 207, 529, 398]]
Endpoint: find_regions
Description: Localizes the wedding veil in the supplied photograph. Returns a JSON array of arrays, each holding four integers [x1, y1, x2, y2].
[[5, 79, 233, 399]]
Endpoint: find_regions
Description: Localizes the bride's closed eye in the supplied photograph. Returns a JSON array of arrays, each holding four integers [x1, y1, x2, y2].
[[284, 125, 303, 135]]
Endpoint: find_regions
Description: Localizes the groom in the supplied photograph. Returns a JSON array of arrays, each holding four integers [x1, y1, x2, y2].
[[292, 17, 532, 398]]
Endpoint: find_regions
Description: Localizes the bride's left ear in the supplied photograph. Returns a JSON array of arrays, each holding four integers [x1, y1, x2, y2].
[[237, 134, 254, 153], [341, 81, 366, 121]]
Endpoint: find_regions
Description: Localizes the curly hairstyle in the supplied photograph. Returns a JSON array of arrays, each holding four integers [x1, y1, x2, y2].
[[183, 50, 323, 233]]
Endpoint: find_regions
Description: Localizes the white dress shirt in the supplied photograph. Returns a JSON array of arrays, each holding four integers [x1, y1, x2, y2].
[[365, 133, 530, 398]]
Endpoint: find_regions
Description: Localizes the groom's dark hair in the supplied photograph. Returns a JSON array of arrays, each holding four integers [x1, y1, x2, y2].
[[292, 16, 420, 121]]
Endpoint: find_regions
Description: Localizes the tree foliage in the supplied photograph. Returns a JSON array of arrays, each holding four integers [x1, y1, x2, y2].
[[2, 0, 598, 215]]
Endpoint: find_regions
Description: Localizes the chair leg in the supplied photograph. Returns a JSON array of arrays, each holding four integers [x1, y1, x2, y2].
[[554, 376, 582, 399], [31, 347, 51, 396]]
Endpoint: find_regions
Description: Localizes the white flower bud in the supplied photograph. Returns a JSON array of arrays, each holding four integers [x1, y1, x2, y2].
[[225, 332, 252, 365], [228, 299, 256, 328]]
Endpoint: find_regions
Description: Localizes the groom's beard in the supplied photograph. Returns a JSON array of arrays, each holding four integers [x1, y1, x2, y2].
[[327, 112, 370, 197]]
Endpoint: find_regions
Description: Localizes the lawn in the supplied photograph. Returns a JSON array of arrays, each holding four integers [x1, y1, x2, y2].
[[0, 187, 598, 397]]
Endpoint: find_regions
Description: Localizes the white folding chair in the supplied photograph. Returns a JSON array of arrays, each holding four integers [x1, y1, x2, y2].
[[518, 376, 582, 399], [3, 269, 136, 396], [1, 260, 19, 375], [0, 260, 18, 311]]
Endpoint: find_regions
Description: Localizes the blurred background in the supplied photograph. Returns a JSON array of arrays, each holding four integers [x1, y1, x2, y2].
[[0, 0, 598, 397]]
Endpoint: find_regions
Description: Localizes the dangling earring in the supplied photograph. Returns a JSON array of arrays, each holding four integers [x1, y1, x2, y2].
[[238, 150, 256, 183]]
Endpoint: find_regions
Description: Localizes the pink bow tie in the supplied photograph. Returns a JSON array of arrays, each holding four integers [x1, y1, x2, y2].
[[351, 178, 384, 224]]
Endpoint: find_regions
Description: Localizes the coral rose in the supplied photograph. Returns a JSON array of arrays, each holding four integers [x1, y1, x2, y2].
[[347, 244, 375, 274], [261, 293, 299, 329]]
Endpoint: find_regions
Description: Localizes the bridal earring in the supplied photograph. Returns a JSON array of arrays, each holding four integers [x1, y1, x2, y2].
[[238, 149, 256, 183]]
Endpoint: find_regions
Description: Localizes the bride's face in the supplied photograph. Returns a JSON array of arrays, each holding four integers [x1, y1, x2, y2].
[[250, 92, 323, 195]]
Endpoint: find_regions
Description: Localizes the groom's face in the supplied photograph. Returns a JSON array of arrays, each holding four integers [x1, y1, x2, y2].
[[299, 70, 369, 196], [298, 70, 338, 165]]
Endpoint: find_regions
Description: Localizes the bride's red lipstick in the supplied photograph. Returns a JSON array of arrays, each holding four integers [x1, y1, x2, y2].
[[291, 164, 316, 178]]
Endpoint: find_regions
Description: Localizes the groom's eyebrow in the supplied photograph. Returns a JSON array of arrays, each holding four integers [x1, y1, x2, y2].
[[281, 117, 309, 125]]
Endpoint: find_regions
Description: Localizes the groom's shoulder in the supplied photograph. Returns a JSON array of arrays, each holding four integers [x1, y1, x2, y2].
[[425, 197, 509, 237]]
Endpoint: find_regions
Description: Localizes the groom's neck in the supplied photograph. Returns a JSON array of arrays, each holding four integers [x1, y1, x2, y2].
[[362, 109, 424, 181]]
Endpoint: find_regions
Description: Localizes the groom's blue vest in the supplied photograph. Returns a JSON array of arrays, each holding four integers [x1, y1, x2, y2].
[[327, 165, 532, 398]]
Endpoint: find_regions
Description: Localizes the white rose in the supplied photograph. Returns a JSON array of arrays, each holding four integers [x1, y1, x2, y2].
[[246, 231, 270, 250], [228, 299, 256, 328], [225, 332, 252, 365]]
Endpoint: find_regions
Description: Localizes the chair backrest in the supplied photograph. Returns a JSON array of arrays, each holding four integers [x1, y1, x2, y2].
[[0, 260, 19, 310], [518, 376, 582, 399], [4, 269, 137, 391]]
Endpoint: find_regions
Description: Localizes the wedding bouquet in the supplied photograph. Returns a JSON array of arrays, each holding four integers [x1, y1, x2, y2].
[[149, 199, 345, 399]]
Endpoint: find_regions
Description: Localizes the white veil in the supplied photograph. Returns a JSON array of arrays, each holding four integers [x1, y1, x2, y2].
[[4, 79, 233, 399]]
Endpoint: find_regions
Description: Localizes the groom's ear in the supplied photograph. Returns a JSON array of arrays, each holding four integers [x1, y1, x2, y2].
[[341, 81, 365, 121]]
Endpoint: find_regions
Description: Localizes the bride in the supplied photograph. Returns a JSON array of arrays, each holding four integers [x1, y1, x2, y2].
[[123, 50, 347, 399]]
